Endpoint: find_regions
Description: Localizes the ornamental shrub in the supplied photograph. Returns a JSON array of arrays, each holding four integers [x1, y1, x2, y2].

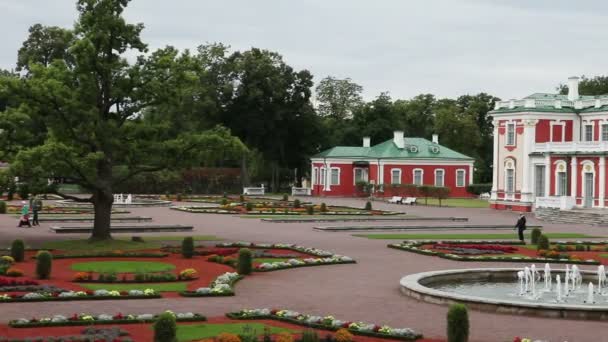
[[218, 333, 241, 342], [575, 244, 585, 251], [465, 183, 492, 195], [282, 193, 289, 201], [5, 267, 23, 277], [237, 248, 253, 275], [245, 202, 253, 211], [153, 311, 177, 342], [239, 195, 245, 202], [320, 203, 327, 212], [276, 332, 294, 342], [530, 228, 542, 245], [335, 329, 353, 342], [293, 199, 301, 208], [0, 201, 6, 214], [221, 198, 229, 205], [306, 205, 314, 215], [301, 330, 320, 342], [537, 235, 550, 251], [11, 240, 25, 262], [365, 201, 372, 210], [447, 304, 469, 342], [182, 237, 194, 259], [35, 251, 52, 279]]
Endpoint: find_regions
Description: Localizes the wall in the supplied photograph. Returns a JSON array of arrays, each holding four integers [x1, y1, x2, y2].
[[381, 164, 473, 197]]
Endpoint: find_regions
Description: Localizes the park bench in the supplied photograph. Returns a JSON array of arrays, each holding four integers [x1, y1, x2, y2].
[[388, 196, 403, 204], [403, 197, 417, 205]]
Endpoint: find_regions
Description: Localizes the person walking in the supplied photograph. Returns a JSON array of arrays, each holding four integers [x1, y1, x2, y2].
[[515, 213, 527, 243], [32, 196, 42, 226], [17, 201, 31, 228]]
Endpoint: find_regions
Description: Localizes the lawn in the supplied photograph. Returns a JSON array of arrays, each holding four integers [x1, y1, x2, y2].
[[41, 239, 162, 252], [71, 261, 175, 273], [354, 233, 595, 240], [254, 258, 291, 264], [81, 282, 187, 292], [415, 198, 489, 208], [176, 323, 296, 341]]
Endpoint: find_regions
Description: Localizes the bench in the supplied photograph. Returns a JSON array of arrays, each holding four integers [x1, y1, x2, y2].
[[388, 196, 403, 204], [403, 197, 417, 205], [243, 186, 265, 195], [291, 187, 311, 196]]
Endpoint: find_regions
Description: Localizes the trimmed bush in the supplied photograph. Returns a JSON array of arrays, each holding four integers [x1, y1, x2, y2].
[[221, 198, 229, 205], [335, 329, 353, 342], [306, 205, 314, 215], [0, 201, 5, 214], [35, 251, 52, 279], [245, 202, 253, 211], [301, 329, 320, 342], [237, 248, 253, 275], [320, 202, 327, 212], [11, 240, 25, 262], [364, 201, 372, 211], [575, 244, 585, 251], [293, 199, 301, 208], [466, 183, 492, 195], [182, 237, 194, 259], [537, 235, 550, 251], [239, 194, 245, 202], [530, 228, 542, 245], [447, 303, 469, 342], [153, 311, 177, 342], [282, 193, 289, 201]]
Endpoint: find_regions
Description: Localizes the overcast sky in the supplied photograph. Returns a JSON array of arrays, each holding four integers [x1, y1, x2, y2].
[[1, 0, 608, 101]]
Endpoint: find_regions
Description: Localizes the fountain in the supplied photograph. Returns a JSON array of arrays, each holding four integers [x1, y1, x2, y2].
[[598, 265, 606, 293], [556, 275, 562, 302], [544, 263, 552, 291], [586, 283, 595, 304]]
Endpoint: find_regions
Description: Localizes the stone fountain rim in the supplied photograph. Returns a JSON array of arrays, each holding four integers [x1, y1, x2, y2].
[[400, 267, 608, 312]]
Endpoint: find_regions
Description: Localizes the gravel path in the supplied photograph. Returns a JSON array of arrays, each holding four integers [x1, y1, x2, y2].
[[0, 197, 605, 342]]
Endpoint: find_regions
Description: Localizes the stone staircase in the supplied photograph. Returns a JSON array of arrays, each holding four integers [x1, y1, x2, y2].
[[535, 207, 608, 226]]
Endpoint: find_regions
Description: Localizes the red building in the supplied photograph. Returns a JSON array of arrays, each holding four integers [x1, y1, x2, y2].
[[310, 131, 475, 197]]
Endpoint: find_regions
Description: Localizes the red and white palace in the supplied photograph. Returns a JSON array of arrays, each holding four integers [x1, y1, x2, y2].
[[310, 131, 475, 197], [490, 76, 608, 212]]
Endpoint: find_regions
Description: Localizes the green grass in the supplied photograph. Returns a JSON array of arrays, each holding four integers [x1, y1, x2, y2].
[[416, 198, 489, 208], [354, 233, 595, 240], [254, 258, 291, 264], [176, 323, 295, 341], [81, 282, 187, 292], [71, 261, 175, 273], [41, 239, 162, 252], [598, 254, 608, 258]]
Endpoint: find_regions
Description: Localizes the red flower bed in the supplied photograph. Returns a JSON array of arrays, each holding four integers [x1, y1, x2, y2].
[[198, 248, 239, 256], [432, 244, 518, 253], [0, 277, 38, 286]]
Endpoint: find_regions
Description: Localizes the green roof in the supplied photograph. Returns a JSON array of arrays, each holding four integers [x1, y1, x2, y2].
[[491, 92, 608, 115], [313, 137, 473, 160], [524, 93, 605, 100]]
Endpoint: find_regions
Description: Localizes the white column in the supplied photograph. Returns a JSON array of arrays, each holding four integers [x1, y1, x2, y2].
[[571, 156, 578, 201], [311, 163, 315, 190], [544, 154, 551, 197], [469, 164, 474, 184], [324, 163, 331, 191], [521, 120, 537, 202], [599, 157, 606, 208], [491, 122, 500, 200]]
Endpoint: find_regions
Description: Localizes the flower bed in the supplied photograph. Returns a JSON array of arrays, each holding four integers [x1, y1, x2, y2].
[[180, 272, 242, 297], [0, 288, 160, 303], [389, 240, 600, 265], [227, 308, 422, 341], [431, 243, 518, 255], [217, 242, 337, 257], [9, 310, 205, 328], [1, 327, 132, 341], [46, 251, 169, 259], [72, 268, 198, 283]]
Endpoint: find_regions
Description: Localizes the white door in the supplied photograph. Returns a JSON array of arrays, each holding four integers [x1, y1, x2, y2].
[[584, 173, 594, 208]]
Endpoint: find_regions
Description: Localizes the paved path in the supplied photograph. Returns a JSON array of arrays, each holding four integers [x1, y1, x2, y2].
[[0, 198, 606, 342]]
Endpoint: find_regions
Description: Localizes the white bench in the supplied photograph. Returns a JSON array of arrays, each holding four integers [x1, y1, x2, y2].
[[243, 186, 265, 195], [291, 187, 311, 196], [388, 196, 403, 204], [403, 197, 417, 205]]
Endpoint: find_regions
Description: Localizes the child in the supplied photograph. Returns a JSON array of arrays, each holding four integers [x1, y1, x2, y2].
[[17, 201, 31, 228]]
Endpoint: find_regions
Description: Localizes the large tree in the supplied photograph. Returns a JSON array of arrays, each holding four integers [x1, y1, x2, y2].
[[558, 75, 608, 96], [1, 0, 245, 240], [315, 76, 363, 120]]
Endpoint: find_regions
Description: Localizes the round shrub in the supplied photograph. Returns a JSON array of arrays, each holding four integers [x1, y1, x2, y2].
[[245, 202, 253, 211], [335, 329, 353, 342], [293, 199, 301, 208], [447, 303, 469, 342], [181, 237, 194, 259], [11, 240, 25, 262], [320, 203, 327, 212], [301, 330, 319, 342], [221, 198, 229, 205], [35, 251, 53, 279], [306, 205, 314, 215], [282, 193, 289, 201], [237, 248, 252, 275], [276, 332, 294, 342], [365, 201, 372, 210], [530, 228, 542, 245], [239, 194, 245, 202], [537, 234, 550, 251], [153, 311, 177, 342], [0, 201, 6, 214], [218, 333, 241, 342]]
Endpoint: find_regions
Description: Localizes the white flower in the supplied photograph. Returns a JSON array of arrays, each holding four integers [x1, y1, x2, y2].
[[136, 314, 154, 320], [23, 293, 43, 299], [97, 314, 113, 321], [58, 291, 76, 298], [128, 290, 144, 296], [195, 287, 211, 294], [51, 315, 67, 322], [94, 290, 109, 296], [176, 312, 194, 319]]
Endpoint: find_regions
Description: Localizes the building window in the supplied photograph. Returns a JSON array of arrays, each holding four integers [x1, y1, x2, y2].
[[602, 124, 608, 142], [506, 123, 515, 146], [506, 169, 515, 193], [330, 168, 340, 185], [556, 171, 567, 196], [391, 169, 401, 185], [434, 169, 445, 187], [534, 165, 545, 197], [354, 168, 368, 184], [585, 124, 593, 142], [456, 169, 465, 187], [413, 169, 423, 186], [312, 167, 318, 185], [320, 168, 326, 185]]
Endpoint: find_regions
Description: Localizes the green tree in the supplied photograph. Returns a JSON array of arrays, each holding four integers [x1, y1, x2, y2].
[[2, 0, 245, 240], [16, 24, 75, 71], [315, 76, 364, 119], [558, 75, 608, 96], [350, 92, 398, 144]]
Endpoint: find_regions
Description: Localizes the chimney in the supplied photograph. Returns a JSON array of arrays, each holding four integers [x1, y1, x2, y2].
[[432, 134, 439, 144], [363, 137, 371, 147], [568, 76, 579, 101], [393, 131, 404, 149]]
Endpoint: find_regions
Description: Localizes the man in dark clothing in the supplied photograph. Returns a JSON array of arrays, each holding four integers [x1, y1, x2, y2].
[[515, 213, 527, 242], [32, 196, 42, 226]]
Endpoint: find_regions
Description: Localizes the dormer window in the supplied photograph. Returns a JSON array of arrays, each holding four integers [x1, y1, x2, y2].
[[430, 146, 440, 154], [409, 146, 418, 153]]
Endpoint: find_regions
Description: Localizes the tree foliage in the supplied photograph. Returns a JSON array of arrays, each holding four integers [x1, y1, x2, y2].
[[315, 76, 363, 119]]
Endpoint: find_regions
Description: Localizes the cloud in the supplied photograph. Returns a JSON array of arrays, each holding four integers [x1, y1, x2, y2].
[[1, 0, 607, 101]]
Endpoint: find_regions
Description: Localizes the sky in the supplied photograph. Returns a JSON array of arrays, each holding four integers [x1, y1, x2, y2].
[[1, 0, 608, 101]]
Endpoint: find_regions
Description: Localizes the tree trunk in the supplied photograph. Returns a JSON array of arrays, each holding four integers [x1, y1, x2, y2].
[[241, 153, 250, 187], [91, 188, 113, 240]]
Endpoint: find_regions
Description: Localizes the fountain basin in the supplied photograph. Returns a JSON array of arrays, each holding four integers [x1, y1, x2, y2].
[[56, 198, 171, 208], [400, 268, 608, 320]]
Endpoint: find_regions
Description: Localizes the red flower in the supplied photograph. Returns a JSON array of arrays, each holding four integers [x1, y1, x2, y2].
[[113, 312, 124, 320], [86, 291, 93, 296], [270, 309, 279, 315], [342, 321, 352, 328], [70, 313, 78, 321], [513, 337, 522, 342], [373, 325, 381, 332]]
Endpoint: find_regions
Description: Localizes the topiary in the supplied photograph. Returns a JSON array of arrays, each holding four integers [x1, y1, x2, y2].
[[293, 199, 301, 208], [245, 202, 253, 211], [447, 303, 469, 342], [276, 332, 294, 342], [306, 205, 314, 215], [0, 201, 6, 214], [335, 329, 353, 342], [282, 193, 289, 201], [239, 194, 245, 202], [301, 330, 320, 342], [237, 248, 253, 275], [365, 201, 372, 210], [530, 228, 542, 245], [11, 240, 25, 262], [221, 198, 229, 206], [537, 235, 550, 251], [320, 203, 327, 212], [35, 251, 52, 279], [182, 237, 194, 259], [218, 333, 241, 342], [153, 311, 177, 342], [575, 244, 585, 251]]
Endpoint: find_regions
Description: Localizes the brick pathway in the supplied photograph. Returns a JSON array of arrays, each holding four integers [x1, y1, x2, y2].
[[0, 197, 605, 342]]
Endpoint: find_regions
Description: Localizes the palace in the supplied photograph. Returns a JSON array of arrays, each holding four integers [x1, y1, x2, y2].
[[310, 131, 475, 197], [490, 76, 608, 212]]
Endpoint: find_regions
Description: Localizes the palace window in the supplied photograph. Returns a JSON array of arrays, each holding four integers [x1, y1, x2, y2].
[[556, 171, 567, 196], [354, 168, 368, 184], [391, 169, 402, 185], [585, 124, 594, 142], [434, 169, 445, 187], [506, 123, 515, 146], [330, 168, 340, 185], [312, 167, 318, 185], [506, 169, 515, 193], [602, 124, 608, 141], [413, 169, 423, 186], [534, 165, 545, 197], [456, 169, 465, 187], [320, 168, 326, 185]]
